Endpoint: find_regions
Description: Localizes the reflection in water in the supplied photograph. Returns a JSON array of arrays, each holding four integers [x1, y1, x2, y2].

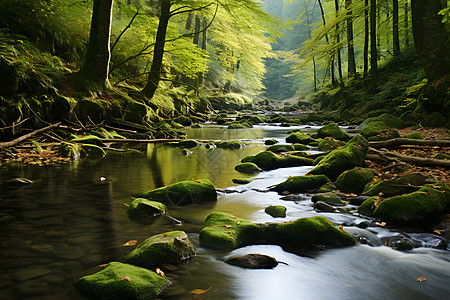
[[0, 125, 448, 299]]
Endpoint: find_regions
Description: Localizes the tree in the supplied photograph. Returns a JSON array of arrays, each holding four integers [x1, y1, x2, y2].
[[334, 0, 343, 84], [364, 0, 369, 77], [370, 0, 377, 88], [74, 0, 114, 91], [346, 0, 356, 76], [393, 0, 400, 55], [411, 0, 450, 85]]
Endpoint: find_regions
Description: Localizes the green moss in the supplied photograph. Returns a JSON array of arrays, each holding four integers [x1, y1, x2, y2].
[[317, 139, 346, 151], [285, 151, 308, 157], [373, 183, 450, 225], [316, 182, 337, 193], [285, 132, 317, 144], [317, 123, 350, 140], [432, 153, 450, 160], [241, 155, 254, 163], [232, 178, 253, 184], [363, 172, 437, 197], [138, 179, 217, 206], [311, 193, 344, 205], [293, 144, 310, 150], [275, 175, 330, 193], [235, 162, 261, 173], [379, 114, 409, 129], [265, 205, 287, 218], [246, 151, 314, 171], [264, 139, 278, 145], [360, 121, 400, 141], [266, 144, 295, 153], [75, 99, 105, 124], [58, 142, 82, 159], [335, 168, 377, 194], [74, 262, 170, 300], [81, 144, 106, 157], [403, 132, 424, 139], [214, 140, 246, 149], [174, 116, 192, 126], [70, 135, 106, 147], [124, 231, 195, 268], [357, 196, 379, 217], [307, 135, 368, 181], [127, 198, 167, 220], [422, 112, 446, 128]]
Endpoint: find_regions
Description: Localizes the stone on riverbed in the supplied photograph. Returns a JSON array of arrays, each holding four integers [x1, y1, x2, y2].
[[234, 162, 261, 174], [127, 198, 167, 220], [232, 178, 253, 184], [311, 193, 344, 205], [225, 254, 278, 269], [316, 123, 350, 141], [138, 179, 217, 206], [74, 262, 170, 300], [124, 231, 195, 268], [285, 132, 317, 145], [266, 144, 295, 153], [265, 205, 287, 218], [307, 135, 368, 181], [357, 196, 378, 217], [335, 167, 377, 194], [274, 175, 330, 194], [243, 151, 314, 171]]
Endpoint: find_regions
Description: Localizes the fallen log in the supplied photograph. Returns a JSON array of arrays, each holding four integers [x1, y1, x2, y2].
[[368, 147, 450, 168], [369, 138, 450, 148], [0, 122, 61, 149]]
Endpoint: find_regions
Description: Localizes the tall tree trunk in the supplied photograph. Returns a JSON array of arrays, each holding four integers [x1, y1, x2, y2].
[[318, 0, 335, 85], [193, 15, 201, 46], [335, 0, 343, 84], [404, 1, 409, 46], [393, 0, 400, 55], [370, 0, 378, 89], [411, 0, 450, 85], [75, 0, 113, 91], [363, 0, 369, 78], [185, 12, 193, 30], [198, 17, 208, 88], [346, 0, 357, 76], [142, 0, 171, 99], [306, 5, 317, 91]]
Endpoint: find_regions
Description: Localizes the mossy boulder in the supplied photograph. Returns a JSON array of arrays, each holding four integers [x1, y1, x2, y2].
[[71, 135, 106, 147], [199, 212, 262, 250], [214, 140, 246, 149], [75, 99, 104, 124], [317, 139, 346, 151], [293, 144, 310, 151], [316, 182, 337, 193], [379, 114, 409, 129], [285, 132, 317, 145], [138, 179, 217, 206], [127, 198, 167, 220], [358, 196, 380, 217], [265, 205, 287, 218], [422, 112, 446, 128], [266, 144, 295, 153], [307, 135, 368, 181], [360, 121, 400, 141], [245, 151, 314, 171], [58, 142, 82, 159], [311, 193, 344, 205], [317, 123, 350, 140], [275, 216, 355, 248], [232, 178, 253, 184], [373, 183, 450, 226], [264, 139, 278, 145], [363, 172, 437, 197], [234, 162, 261, 173], [285, 151, 308, 157], [335, 168, 377, 194], [274, 175, 330, 194], [81, 144, 106, 157], [74, 262, 171, 300], [174, 116, 192, 126], [403, 132, 424, 139], [124, 231, 195, 268]]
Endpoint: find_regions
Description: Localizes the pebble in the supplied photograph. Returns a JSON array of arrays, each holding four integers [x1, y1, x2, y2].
[[314, 201, 336, 212]]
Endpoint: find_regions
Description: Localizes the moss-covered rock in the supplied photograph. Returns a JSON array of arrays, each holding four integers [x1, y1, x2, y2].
[[422, 112, 446, 128], [335, 168, 377, 194], [293, 144, 310, 151], [316, 182, 337, 193], [74, 262, 170, 300], [214, 140, 246, 149], [80, 144, 106, 157], [266, 144, 295, 153], [307, 135, 368, 181], [71, 135, 106, 147], [127, 198, 167, 220], [285, 132, 317, 145], [124, 231, 195, 268], [360, 121, 400, 141], [403, 132, 424, 139], [234, 162, 261, 173], [373, 183, 450, 226], [363, 172, 437, 197], [138, 179, 217, 206], [58, 142, 82, 159], [174, 116, 192, 126], [379, 114, 409, 129], [357, 196, 379, 217], [264, 139, 278, 145], [285, 151, 308, 157], [75, 99, 105, 124], [317, 138, 346, 151], [232, 178, 253, 184], [311, 193, 344, 205], [245, 151, 314, 171], [317, 123, 350, 140], [274, 175, 330, 194], [265, 205, 287, 218]]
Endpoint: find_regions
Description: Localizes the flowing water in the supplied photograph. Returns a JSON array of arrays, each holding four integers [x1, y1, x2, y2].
[[0, 125, 449, 300]]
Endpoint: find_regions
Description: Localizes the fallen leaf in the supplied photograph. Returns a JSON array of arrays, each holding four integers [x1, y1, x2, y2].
[[98, 264, 108, 268], [433, 229, 443, 235], [416, 276, 427, 282], [191, 286, 212, 299], [229, 215, 237, 219], [194, 179, 202, 183], [236, 221, 241, 225], [121, 276, 131, 281], [123, 240, 138, 247], [155, 268, 165, 277], [163, 233, 169, 237], [223, 225, 232, 228], [376, 222, 387, 227]]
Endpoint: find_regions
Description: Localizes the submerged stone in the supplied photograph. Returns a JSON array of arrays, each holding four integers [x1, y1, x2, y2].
[[138, 179, 217, 206], [127, 198, 167, 220], [225, 254, 278, 269], [335, 167, 377, 194], [124, 231, 195, 268], [265, 205, 287, 218], [234, 162, 261, 174], [316, 123, 350, 140], [245, 151, 314, 171], [307, 135, 368, 181], [232, 178, 253, 184], [275, 175, 330, 194], [74, 262, 170, 300]]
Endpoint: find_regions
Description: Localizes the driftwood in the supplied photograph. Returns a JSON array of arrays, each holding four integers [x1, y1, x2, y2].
[[369, 138, 450, 148], [0, 122, 61, 149], [368, 147, 450, 168]]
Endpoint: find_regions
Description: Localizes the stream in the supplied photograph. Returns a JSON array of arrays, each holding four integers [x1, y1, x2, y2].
[[0, 125, 449, 299]]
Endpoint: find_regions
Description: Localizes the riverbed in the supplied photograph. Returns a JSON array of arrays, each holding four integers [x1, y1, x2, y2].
[[0, 125, 449, 299]]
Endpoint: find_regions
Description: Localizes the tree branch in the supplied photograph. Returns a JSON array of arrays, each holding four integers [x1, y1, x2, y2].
[[0, 123, 61, 149]]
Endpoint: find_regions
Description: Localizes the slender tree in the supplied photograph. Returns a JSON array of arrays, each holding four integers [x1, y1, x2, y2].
[[74, 0, 114, 91], [334, 0, 343, 84], [393, 0, 400, 55], [370, 0, 378, 88], [346, 0, 356, 76], [317, 0, 336, 85], [404, 0, 409, 46], [363, 0, 369, 78]]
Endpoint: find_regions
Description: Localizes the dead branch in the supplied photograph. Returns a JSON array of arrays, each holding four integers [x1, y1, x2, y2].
[[368, 147, 450, 168], [0, 123, 61, 149], [369, 138, 450, 148]]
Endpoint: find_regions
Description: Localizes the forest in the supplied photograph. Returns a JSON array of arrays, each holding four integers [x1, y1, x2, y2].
[[0, 0, 449, 300]]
